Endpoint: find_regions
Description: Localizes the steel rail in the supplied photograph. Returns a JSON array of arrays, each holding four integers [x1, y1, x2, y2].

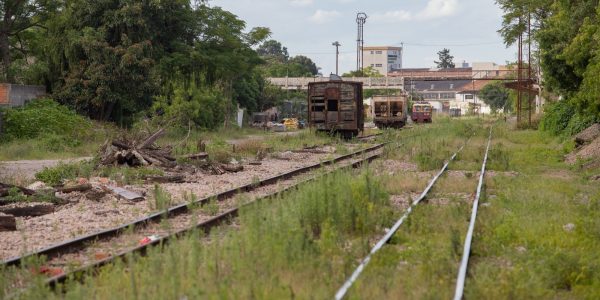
[[45, 146, 385, 288], [453, 127, 493, 300], [3, 143, 385, 268], [334, 139, 469, 300]]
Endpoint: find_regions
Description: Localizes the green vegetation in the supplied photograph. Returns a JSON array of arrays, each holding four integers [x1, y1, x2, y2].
[[435, 48, 456, 69], [467, 125, 600, 298], [5, 169, 395, 299], [497, 0, 600, 135], [479, 82, 513, 114], [0, 99, 91, 142]]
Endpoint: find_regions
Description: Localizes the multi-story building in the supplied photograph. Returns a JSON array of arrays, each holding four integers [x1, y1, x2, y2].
[[362, 46, 403, 75]]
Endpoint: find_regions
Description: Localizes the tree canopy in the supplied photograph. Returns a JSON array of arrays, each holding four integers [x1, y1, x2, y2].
[[342, 66, 383, 77], [479, 82, 511, 114], [497, 0, 600, 134], [258, 39, 320, 77], [434, 48, 455, 69]]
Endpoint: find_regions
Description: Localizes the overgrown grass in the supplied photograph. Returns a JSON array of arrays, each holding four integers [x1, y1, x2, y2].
[[466, 125, 600, 298], [4, 169, 395, 299], [346, 121, 490, 298]]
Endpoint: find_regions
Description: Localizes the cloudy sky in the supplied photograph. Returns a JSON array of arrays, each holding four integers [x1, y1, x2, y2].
[[209, 0, 516, 75]]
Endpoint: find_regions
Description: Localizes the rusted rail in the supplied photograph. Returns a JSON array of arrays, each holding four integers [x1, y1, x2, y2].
[[334, 138, 470, 300], [453, 127, 493, 300], [2, 144, 385, 269], [42, 144, 385, 289]]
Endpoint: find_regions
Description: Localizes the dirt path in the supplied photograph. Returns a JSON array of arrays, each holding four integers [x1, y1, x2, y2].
[[0, 157, 93, 181]]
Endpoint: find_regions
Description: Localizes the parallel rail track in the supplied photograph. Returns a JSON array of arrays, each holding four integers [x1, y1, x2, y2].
[[335, 128, 494, 299], [334, 139, 469, 300], [3, 142, 388, 291], [44, 146, 384, 288]]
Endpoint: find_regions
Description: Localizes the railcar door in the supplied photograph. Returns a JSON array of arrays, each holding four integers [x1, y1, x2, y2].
[[325, 87, 340, 126]]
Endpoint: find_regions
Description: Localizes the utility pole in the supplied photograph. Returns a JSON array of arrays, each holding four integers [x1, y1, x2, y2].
[[332, 41, 341, 75]]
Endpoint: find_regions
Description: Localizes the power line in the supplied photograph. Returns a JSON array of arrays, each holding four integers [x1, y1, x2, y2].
[[398, 41, 503, 47]]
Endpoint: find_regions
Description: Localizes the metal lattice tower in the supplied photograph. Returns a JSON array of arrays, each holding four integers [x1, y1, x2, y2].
[[356, 13, 367, 72]]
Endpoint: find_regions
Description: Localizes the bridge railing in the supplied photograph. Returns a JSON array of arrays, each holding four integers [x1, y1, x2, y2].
[[267, 77, 405, 89]]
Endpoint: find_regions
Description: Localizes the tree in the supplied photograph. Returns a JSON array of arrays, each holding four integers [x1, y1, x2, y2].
[[289, 55, 318, 76], [434, 48, 455, 69], [342, 66, 383, 77], [0, 0, 57, 83], [479, 82, 511, 114], [257, 40, 288, 62]]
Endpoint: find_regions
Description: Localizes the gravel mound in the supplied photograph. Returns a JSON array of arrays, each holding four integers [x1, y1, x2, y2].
[[575, 123, 600, 146], [567, 135, 600, 165]]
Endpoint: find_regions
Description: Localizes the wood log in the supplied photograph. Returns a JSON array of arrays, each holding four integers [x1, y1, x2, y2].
[[210, 164, 226, 175], [139, 152, 162, 166], [146, 175, 185, 184], [181, 152, 209, 160], [138, 128, 166, 149], [0, 202, 55, 217], [131, 150, 150, 166], [57, 184, 93, 193], [221, 164, 243, 173], [0, 183, 36, 196], [0, 213, 16, 231], [111, 141, 130, 150]]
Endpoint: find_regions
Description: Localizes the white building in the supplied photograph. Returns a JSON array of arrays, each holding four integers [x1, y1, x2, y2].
[[362, 46, 403, 75]]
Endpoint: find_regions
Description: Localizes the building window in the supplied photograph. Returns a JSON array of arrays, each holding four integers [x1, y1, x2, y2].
[[440, 93, 455, 99], [371, 64, 374, 67], [450, 84, 454, 89], [375, 51, 383, 54], [465, 94, 474, 100], [375, 64, 383, 67], [430, 84, 435, 90], [370, 51, 374, 54]]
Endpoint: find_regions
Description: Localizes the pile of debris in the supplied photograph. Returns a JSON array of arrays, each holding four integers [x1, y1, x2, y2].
[[0, 179, 147, 231], [99, 128, 177, 168], [567, 123, 600, 169]]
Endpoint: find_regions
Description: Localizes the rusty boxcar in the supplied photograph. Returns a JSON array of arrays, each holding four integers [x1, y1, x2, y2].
[[308, 80, 364, 139], [411, 102, 433, 123], [373, 94, 408, 129]]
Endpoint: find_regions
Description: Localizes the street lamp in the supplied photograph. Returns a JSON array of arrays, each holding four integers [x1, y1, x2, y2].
[[332, 41, 341, 76]]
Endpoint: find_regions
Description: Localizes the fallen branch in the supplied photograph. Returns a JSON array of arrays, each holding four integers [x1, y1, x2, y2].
[[57, 184, 93, 194], [146, 175, 185, 184], [220, 164, 243, 173], [138, 128, 166, 149]]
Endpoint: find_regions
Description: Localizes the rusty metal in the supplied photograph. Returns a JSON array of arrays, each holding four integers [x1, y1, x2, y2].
[[308, 80, 364, 138], [335, 138, 471, 300], [42, 145, 385, 289], [2, 143, 385, 268], [373, 94, 409, 129], [453, 127, 493, 300]]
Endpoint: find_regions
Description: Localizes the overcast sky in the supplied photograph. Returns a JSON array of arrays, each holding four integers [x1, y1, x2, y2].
[[209, 0, 516, 75]]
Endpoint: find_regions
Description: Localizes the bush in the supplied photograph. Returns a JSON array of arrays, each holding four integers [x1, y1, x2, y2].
[[0, 99, 92, 142], [540, 100, 598, 136], [35, 161, 95, 186]]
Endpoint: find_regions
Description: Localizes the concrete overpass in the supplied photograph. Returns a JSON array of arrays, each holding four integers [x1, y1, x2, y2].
[[267, 77, 405, 90]]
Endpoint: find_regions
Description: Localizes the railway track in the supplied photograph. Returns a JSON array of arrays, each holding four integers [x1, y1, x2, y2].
[[453, 127, 493, 300], [335, 128, 494, 300], [3, 142, 388, 290]]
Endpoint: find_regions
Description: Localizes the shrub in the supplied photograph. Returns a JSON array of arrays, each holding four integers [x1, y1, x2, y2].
[[0, 99, 92, 142], [35, 161, 95, 186]]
